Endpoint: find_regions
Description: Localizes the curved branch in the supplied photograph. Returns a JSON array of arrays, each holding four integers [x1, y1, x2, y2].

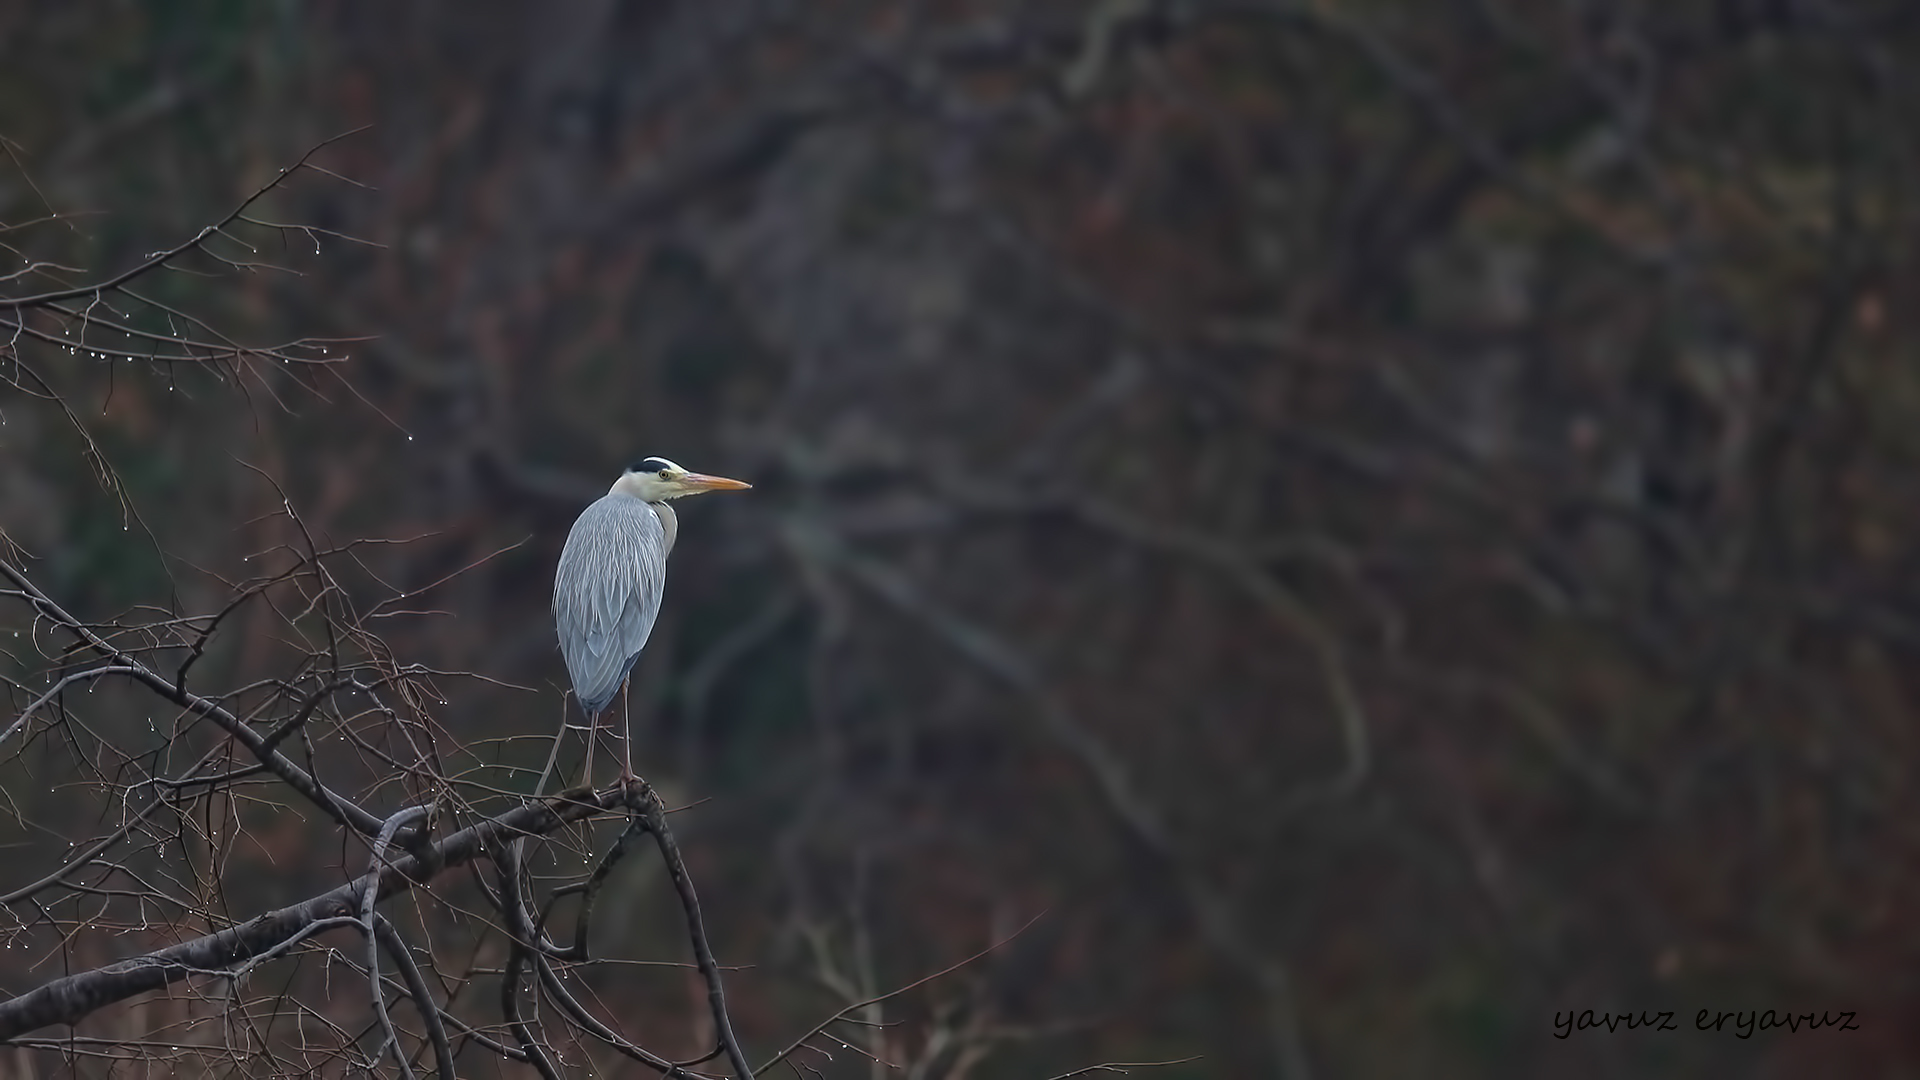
[[495, 838, 565, 1080], [502, 810, 717, 1078], [0, 664, 139, 750], [365, 805, 433, 1080], [531, 950, 712, 1079], [537, 816, 648, 961]]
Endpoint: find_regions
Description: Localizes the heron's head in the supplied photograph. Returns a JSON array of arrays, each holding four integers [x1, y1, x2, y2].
[[612, 456, 753, 503]]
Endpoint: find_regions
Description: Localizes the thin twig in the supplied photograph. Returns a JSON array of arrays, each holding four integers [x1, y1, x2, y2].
[[757, 913, 1043, 1075], [0, 559, 385, 837], [1043, 1057, 1203, 1080], [0, 127, 372, 310]]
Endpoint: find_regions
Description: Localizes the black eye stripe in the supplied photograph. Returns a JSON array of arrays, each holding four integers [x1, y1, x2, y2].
[[631, 457, 675, 474]]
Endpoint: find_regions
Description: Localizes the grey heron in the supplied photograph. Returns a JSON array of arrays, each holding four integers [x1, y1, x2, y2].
[[553, 455, 751, 785]]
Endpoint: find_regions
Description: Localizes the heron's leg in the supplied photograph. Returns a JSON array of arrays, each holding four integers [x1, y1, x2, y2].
[[535, 693, 571, 798], [581, 708, 597, 790], [619, 677, 636, 784]]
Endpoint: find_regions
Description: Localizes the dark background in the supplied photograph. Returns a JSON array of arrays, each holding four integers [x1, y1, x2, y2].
[[3, 1, 1918, 1076]]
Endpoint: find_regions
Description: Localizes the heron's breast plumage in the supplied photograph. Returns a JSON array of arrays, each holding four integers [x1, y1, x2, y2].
[[553, 494, 671, 715]]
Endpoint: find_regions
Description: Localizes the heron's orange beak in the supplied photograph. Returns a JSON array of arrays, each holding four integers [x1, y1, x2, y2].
[[678, 472, 752, 493]]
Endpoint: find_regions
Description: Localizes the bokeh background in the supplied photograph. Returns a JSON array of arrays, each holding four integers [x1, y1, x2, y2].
[[3, 1, 1919, 1076]]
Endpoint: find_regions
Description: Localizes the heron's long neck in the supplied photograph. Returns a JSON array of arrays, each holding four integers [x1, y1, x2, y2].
[[651, 500, 679, 557]]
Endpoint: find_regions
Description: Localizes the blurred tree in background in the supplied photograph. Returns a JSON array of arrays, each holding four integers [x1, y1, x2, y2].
[[4, 1, 1920, 1076]]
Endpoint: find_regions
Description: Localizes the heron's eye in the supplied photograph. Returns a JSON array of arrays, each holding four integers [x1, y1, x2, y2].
[[657, 467, 674, 478]]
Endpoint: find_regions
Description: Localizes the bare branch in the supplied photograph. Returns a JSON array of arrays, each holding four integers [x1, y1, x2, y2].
[[0, 787, 624, 1042], [0, 127, 374, 311], [636, 787, 757, 1080]]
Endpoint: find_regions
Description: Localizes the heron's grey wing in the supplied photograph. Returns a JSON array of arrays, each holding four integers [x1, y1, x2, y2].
[[553, 495, 669, 715]]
